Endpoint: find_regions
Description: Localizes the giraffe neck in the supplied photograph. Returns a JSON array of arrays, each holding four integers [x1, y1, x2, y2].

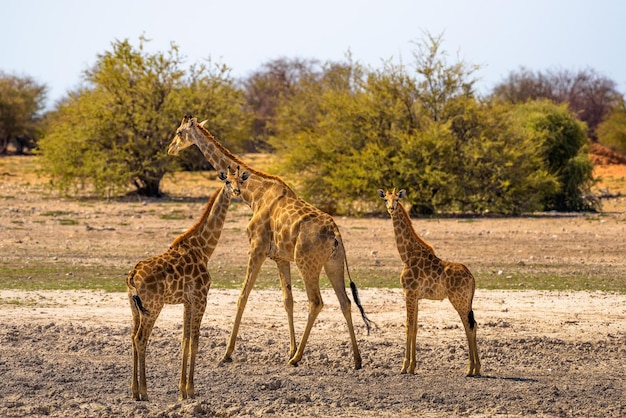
[[391, 202, 435, 262], [192, 124, 298, 212], [193, 124, 250, 173], [171, 185, 231, 261]]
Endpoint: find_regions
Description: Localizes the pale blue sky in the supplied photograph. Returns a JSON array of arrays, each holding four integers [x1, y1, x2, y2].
[[2, 0, 625, 110]]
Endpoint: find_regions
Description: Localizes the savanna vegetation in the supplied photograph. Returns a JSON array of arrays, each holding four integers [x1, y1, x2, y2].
[[2, 33, 625, 214]]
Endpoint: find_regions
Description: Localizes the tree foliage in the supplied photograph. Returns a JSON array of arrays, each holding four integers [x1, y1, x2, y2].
[[597, 100, 626, 155], [38, 37, 250, 197], [0, 71, 47, 154], [492, 67, 621, 140], [242, 57, 321, 152], [268, 35, 596, 215], [24, 33, 612, 212]]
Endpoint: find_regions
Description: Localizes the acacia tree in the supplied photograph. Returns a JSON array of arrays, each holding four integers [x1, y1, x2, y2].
[[492, 67, 621, 140], [0, 71, 47, 154], [38, 37, 249, 197]]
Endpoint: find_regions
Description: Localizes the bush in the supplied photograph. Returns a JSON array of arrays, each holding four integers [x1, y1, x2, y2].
[[38, 37, 249, 197]]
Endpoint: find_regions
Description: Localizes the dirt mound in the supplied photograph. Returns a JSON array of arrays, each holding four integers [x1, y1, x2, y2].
[[590, 142, 626, 166]]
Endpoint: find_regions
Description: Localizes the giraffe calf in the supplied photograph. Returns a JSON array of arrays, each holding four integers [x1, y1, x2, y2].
[[379, 188, 481, 376], [127, 170, 246, 401]]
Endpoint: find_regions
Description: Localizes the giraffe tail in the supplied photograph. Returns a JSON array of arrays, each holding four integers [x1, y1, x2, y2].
[[468, 310, 476, 330], [127, 269, 149, 315], [338, 237, 376, 335]]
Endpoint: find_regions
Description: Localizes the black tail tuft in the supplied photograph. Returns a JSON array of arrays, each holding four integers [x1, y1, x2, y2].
[[132, 295, 149, 315], [468, 310, 476, 330], [350, 281, 375, 335]]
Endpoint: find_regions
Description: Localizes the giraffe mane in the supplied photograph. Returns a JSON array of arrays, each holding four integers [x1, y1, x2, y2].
[[397, 200, 436, 255], [194, 121, 296, 192], [170, 186, 222, 248]]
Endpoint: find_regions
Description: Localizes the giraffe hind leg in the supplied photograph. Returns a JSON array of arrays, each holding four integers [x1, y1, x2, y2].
[[467, 310, 481, 376], [324, 254, 363, 370], [129, 297, 141, 400], [457, 308, 481, 377]]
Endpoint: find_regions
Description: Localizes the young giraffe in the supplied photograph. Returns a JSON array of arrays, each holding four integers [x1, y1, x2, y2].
[[126, 170, 246, 401], [168, 115, 372, 369], [378, 188, 481, 376]]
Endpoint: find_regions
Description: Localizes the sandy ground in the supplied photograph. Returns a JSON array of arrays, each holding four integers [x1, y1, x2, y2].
[[0, 289, 624, 417], [0, 157, 625, 417]]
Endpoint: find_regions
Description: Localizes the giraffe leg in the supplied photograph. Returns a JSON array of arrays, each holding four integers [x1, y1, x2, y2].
[[221, 250, 265, 364], [451, 300, 481, 376], [465, 309, 481, 376], [133, 305, 162, 401], [402, 289, 418, 374], [129, 296, 141, 400], [324, 255, 362, 370], [179, 303, 192, 400], [288, 269, 324, 367], [186, 294, 208, 399], [276, 260, 297, 359], [459, 312, 479, 376]]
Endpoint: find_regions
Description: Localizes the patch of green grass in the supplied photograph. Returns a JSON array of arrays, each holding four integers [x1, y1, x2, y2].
[[160, 210, 188, 220], [58, 218, 79, 226], [41, 210, 74, 217], [0, 262, 127, 292], [1, 260, 623, 294], [474, 268, 625, 293]]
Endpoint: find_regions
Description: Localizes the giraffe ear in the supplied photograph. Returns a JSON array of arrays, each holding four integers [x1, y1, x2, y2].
[[218, 171, 227, 181], [199, 119, 209, 127], [241, 171, 251, 182], [377, 189, 385, 199], [398, 189, 407, 199]]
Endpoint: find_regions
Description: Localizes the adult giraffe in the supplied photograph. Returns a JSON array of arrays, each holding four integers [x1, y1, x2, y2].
[[168, 115, 372, 369]]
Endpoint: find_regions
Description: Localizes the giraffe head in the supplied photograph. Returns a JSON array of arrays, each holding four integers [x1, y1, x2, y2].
[[168, 114, 207, 156], [218, 165, 250, 197], [378, 188, 407, 216]]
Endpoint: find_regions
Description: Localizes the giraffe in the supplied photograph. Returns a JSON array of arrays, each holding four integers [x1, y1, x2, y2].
[[378, 188, 481, 376], [168, 115, 372, 369], [126, 170, 245, 401]]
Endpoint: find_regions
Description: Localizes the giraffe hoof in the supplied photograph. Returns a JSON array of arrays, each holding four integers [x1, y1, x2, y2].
[[219, 356, 233, 365], [288, 359, 299, 367]]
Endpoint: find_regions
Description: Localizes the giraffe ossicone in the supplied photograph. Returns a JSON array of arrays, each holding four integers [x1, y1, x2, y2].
[[378, 188, 481, 376]]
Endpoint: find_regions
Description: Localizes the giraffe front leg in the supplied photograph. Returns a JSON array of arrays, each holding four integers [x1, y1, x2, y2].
[[221, 252, 264, 364], [402, 291, 418, 374]]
